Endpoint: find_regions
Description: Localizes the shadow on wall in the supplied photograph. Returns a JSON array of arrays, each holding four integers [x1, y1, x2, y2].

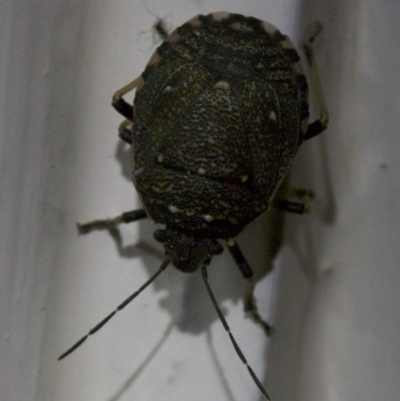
[[263, 0, 342, 400]]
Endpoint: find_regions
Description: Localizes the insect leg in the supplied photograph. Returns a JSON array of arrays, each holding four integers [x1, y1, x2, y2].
[[201, 265, 271, 400], [272, 200, 305, 214], [118, 120, 133, 144], [78, 209, 147, 234], [226, 240, 272, 336], [112, 76, 142, 120], [271, 189, 314, 214], [302, 22, 329, 141]]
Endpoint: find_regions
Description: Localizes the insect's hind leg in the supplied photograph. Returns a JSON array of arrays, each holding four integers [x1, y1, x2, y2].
[[112, 76, 142, 120], [271, 188, 314, 214], [226, 240, 272, 336], [78, 209, 147, 234], [302, 22, 329, 141], [270, 188, 314, 214]]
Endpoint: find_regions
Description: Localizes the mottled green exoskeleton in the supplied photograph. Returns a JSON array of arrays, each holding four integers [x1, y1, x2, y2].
[[59, 13, 328, 400]]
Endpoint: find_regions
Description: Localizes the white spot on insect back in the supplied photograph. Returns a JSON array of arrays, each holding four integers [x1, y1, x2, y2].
[[198, 167, 206, 175], [211, 12, 231, 22], [231, 22, 253, 32], [168, 205, 180, 213], [261, 20, 278, 35], [229, 217, 238, 225], [241, 175, 248, 183], [203, 215, 214, 222], [214, 81, 230, 90], [269, 111, 277, 122], [157, 154, 164, 163], [132, 167, 144, 186], [134, 166, 144, 176]]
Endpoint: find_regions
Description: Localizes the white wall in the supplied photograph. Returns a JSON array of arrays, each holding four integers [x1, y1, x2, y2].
[[1, 0, 400, 401]]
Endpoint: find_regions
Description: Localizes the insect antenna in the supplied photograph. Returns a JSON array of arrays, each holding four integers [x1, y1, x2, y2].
[[201, 265, 271, 400], [58, 258, 170, 360]]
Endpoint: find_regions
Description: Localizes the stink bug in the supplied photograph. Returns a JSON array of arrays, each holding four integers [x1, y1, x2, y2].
[[59, 12, 328, 400]]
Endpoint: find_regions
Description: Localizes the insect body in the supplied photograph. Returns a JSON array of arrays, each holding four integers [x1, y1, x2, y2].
[[132, 13, 310, 271], [60, 12, 328, 400]]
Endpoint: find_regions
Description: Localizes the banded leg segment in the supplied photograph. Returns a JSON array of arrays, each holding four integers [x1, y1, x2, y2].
[[118, 120, 133, 144], [78, 209, 147, 234], [112, 76, 142, 120], [302, 23, 329, 141], [271, 188, 314, 214], [201, 265, 271, 400], [226, 240, 272, 336]]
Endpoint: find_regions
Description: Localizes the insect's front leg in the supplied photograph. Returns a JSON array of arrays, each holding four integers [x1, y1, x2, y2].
[[77, 209, 147, 234], [226, 239, 273, 336], [77, 210, 148, 258], [112, 76, 142, 120]]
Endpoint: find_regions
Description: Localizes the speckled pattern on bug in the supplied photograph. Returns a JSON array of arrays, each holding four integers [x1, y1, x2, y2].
[[132, 12, 309, 271], [60, 13, 328, 401]]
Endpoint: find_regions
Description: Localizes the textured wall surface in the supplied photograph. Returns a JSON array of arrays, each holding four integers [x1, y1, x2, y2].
[[1, 1, 399, 401]]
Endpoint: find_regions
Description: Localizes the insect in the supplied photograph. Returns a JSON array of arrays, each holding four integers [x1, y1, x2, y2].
[[59, 12, 328, 400]]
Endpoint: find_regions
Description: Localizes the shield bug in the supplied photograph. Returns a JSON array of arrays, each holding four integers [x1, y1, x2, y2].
[[59, 12, 329, 400]]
